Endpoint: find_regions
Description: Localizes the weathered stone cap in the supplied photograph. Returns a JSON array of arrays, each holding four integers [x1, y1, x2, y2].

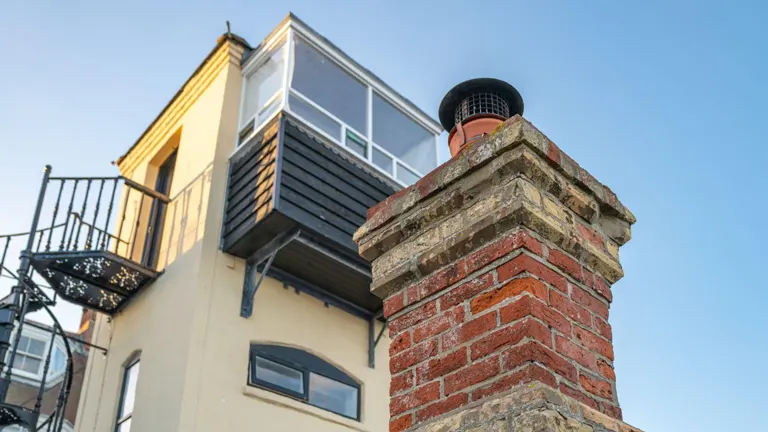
[[354, 116, 635, 246]]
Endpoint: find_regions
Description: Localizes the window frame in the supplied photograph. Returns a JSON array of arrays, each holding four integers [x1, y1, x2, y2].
[[7, 327, 67, 382], [248, 344, 361, 421], [115, 353, 141, 432]]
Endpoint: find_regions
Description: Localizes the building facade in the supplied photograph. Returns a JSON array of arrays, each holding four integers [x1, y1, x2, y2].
[[67, 14, 441, 432]]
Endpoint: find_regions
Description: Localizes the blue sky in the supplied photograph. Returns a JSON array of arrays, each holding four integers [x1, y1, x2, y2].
[[1, 1, 766, 431]]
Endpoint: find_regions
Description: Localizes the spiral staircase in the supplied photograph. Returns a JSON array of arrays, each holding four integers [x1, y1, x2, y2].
[[0, 166, 167, 430]]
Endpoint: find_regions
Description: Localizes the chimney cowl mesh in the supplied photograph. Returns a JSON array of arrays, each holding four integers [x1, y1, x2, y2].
[[454, 92, 511, 126], [439, 78, 524, 132]]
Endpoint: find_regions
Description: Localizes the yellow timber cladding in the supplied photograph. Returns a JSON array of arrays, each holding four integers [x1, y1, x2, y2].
[[74, 30, 391, 432]]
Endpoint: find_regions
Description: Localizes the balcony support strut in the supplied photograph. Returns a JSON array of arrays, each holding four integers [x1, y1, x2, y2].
[[240, 229, 301, 318]]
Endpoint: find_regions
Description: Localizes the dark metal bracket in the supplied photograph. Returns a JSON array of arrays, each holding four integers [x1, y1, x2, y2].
[[368, 311, 386, 369], [240, 229, 301, 318]]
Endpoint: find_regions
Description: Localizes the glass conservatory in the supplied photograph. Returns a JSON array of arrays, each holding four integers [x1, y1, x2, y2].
[[236, 18, 442, 186]]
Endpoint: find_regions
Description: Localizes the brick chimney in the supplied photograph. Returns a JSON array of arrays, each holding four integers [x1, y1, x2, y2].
[[354, 85, 642, 432]]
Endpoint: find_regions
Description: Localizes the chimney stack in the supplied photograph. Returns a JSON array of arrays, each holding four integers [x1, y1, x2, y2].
[[439, 78, 524, 157], [355, 80, 643, 432]]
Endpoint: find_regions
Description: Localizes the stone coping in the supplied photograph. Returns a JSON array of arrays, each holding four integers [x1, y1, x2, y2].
[[355, 117, 635, 246]]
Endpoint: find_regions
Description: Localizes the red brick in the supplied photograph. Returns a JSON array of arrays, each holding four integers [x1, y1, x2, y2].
[[511, 230, 544, 256], [580, 372, 614, 400], [389, 300, 438, 335], [571, 286, 609, 319], [597, 359, 616, 381], [581, 268, 595, 289], [415, 347, 468, 384], [559, 383, 599, 411], [547, 141, 561, 165], [415, 166, 440, 199], [390, 339, 438, 374], [442, 312, 497, 351], [573, 327, 614, 361], [497, 254, 568, 292], [470, 277, 547, 314], [548, 249, 582, 281], [444, 355, 501, 394], [593, 276, 613, 303], [502, 341, 578, 383], [440, 272, 494, 310], [390, 331, 412, 356], [594, 316, 612, 340], [416, 261, 467, 299], [465, 231, 543, 274], [601, 402, 623, 420], [471, 364, 557, 401], [390, 381, 440, 416], [406, 286, 419, 305], [471, 318, 552, 360], [550, 290, 592, 327], [390, 414, 413, 432], [578, 224, 604, 249], [499, 295, 571, 336], [413, 306, 465, 343], [384, 292, 405, 318], [555, 335, 596, 370], [390, 371, 414, 395], [415, 392, 469, 423]]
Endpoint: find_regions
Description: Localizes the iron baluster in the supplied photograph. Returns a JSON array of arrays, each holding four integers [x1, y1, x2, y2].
[[116, 185, 131, 256], [73, 179, 92, 251], [60, 179, 79, 251], [45, 180, 65, 252], [33, 331, 57, 416], [129, 191, 146, 260], [101, 178, 119, 250], [36, 229, 44, 252], [86, 179, 105, 250], [0, 237, 10, 275]]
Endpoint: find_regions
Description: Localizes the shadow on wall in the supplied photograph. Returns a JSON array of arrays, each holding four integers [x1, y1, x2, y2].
[[154, 163, 214, 270]]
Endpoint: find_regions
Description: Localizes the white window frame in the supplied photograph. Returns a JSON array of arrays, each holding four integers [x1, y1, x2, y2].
[[6, 325, 66, 383], [234, 19, 442, 187], [115, 354, 140, 432]]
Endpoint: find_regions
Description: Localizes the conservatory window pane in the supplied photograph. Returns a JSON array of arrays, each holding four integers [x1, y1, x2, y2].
[[372, 147, 393, 175], [396, 162, 420, 185], [291, 37, 367, 134], [289, 94, 341, 141], [241, 42, 286, 126], [372, 93, 435, 175], [345, 130, 367, 158]]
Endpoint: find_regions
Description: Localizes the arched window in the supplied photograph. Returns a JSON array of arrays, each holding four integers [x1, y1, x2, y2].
[[249, 344, 360, 420]]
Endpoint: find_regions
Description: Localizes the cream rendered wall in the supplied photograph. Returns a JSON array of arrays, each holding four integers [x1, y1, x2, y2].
[[75, 38, 391, 432], [75, 40, 242, 432]]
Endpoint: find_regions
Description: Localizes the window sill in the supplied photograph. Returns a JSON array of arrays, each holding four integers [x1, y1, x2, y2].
[[242, 385, 370, 432]]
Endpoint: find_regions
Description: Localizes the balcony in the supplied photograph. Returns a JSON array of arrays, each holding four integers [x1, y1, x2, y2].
[[226, 16, 442, 319], [224, 115, 396, 317], [24, 169, 167, 315]]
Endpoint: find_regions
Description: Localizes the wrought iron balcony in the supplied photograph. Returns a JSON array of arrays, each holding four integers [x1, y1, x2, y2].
[[25, 167, 168, 315]]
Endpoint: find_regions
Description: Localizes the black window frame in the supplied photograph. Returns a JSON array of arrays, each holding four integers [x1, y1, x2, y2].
[[248, 344, 361, 421]]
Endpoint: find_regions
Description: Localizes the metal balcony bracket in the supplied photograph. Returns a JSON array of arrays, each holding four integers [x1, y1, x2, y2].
[[368, 311, 386, 369], [240, 229, 301, 318]]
